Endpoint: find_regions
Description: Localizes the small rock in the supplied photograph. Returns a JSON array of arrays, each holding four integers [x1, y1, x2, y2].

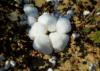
[[7, 11, 19, 21], [89, 63, 96, 71], [96, 12, 100, 16], [47, 68, 53, 71], [83, 10, 90, 16], [49, 56, 56, 67], [10, 60, 16, 67], [4, 60, 10, 70], [72, 32, 80, 40]]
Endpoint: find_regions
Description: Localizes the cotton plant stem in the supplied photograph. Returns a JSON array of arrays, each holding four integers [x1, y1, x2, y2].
[[85, 9, 95, 20], [78, 9, 96, 29]]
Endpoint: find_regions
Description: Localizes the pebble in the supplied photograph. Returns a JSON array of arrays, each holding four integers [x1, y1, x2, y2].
[[72, 32, 80, 40], [4, 60, 10, 70], [89, 63, 96, 71], [7, 11, 19, 21], [49, 56, 56, 67], [96, 12, 100, 16], [83, 10, 90, 16], [10, 60, 16, 67], [47, 68, 53, 71]]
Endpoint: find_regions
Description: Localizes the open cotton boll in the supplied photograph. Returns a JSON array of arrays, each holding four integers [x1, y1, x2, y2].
[[27, 15, 36, 26], [23, 4, 38, 17], [49, 32, 69, 52], [38, 13, 57, 32], [28, 22, 47, 40], [33, 34, 53, 54], [56, 17, 71, 34]]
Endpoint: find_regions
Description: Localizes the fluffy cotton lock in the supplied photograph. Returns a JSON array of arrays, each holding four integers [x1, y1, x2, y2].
[[33, 34, 53, 54], [38, 12, 57, 32], [23, 4, 38, 17], [27, 15, 36, 26], [56, 17, 71, 34], [49, 32, 69, 52], [28, 22, 47, 40]]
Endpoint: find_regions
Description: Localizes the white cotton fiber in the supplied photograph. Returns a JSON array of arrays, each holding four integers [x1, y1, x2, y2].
[[49, 32, 69, 52], [33, 34, 53, 54], [28, 22, 48, 40], [56, 17, 71, 34], [38, 13, 57, 32]]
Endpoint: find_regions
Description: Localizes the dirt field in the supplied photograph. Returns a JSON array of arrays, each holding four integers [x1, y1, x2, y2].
[[0, 0, 100, 71]]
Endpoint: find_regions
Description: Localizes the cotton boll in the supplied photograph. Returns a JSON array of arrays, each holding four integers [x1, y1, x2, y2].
[[27, 16, 36, 26], [56, 17, 71, 34], [28, 22, 48, 40], [49, 32, 69, 52], [33, 34, 53, 54], [23, 4, 38, 17], [38, 13, 57, 32]]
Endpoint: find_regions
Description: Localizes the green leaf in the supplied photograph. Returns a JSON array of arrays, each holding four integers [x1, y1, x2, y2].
[[89, 31, 100, 43]]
